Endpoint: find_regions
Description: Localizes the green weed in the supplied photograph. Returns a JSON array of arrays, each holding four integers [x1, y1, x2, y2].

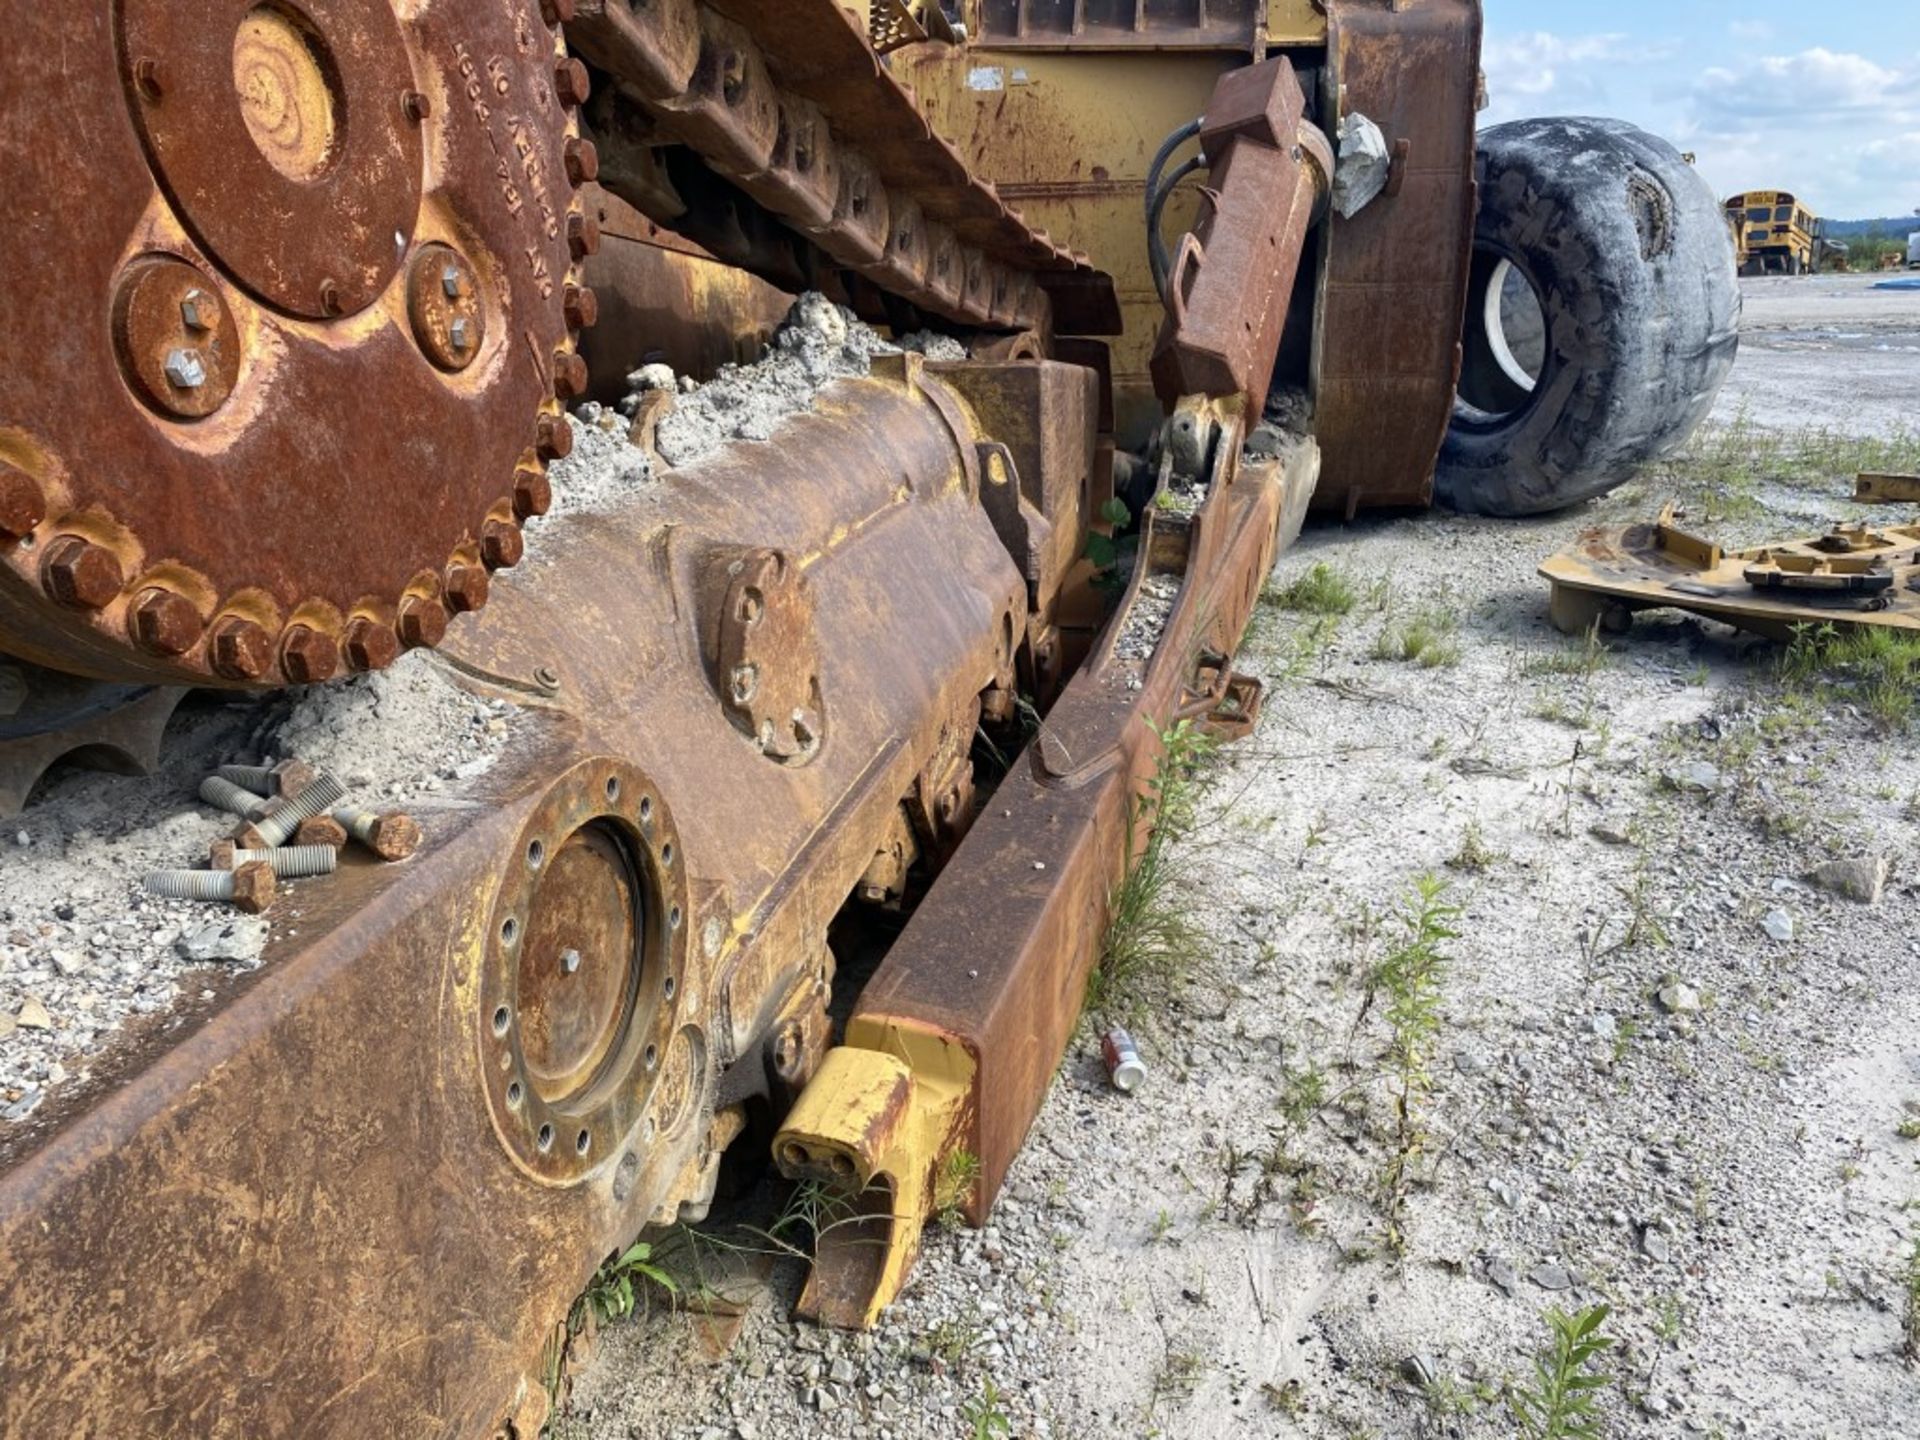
[[1904, 1227, 1920, 1366], [1510, 1304, 1615, 1439], [962, 1377, 1013, 1439], [1090, 717, 1217, 1024], [1373, 607, 1462, 669], [1273, 562, 1358, 617], [575, 1240, 676, 1329], [1445, 820, 1498, 873], [1372, 875, 1460, 1252], [934, 1149, 982, 1230], [1781, 622, 1920, 731]]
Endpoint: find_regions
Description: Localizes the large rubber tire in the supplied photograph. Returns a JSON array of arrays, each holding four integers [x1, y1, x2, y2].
[[1434, 117, 1740, 517]]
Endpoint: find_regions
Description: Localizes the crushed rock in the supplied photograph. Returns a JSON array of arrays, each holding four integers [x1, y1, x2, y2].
[[544, 293, 964, 519], [1113, 574, 1180, 663]]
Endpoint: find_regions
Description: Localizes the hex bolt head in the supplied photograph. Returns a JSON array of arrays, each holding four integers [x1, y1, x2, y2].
[[41, 536, 124, 611], [443, 561, 490, 613], [163, 348, 207, 390], [295, 815, 348, 849], [209, 616, 274, 681], [554, 59, 591, 108], [512, 466, 551, 521], [552, 349, 589, 400], [449, 317, 474, 353], [566, 212, 600, 262], [344, 617, 401, 672], [441, 264, 467, 301], [401, 89, 432, 123], [209, 838, 238, 870], [279, 624, 340, 684], [408, 245, 484, 374], [536, 413, 574, 461], [560, 947, 582, 976], [563, 284, 598, 331], [564, 137, 599, 186], [539, 0, 576, 24], [0, 464, 47, 541], [179, 290, 212, 333], [335, 806, 423, 861], [230, 860, 277, 914], [481, 518, 524, 570], [129, 587, 204, 656], [397, 595, 448, 650]]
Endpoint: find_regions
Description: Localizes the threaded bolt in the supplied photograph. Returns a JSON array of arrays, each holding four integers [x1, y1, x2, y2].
[[209, 843, 336, 878], [200, 775, 272, 819], [215, 759, 319, 799], [334, 806, 423, 861], [252, 773, 347, 847], [144, 860, 276, 914]]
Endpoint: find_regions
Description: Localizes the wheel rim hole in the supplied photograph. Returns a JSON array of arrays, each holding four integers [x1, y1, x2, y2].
[[575, 1129, 591, 1157], [604, 776, 621, 803], [501, 915, 519, 946], [506, 1079, 523, 1107], [492, 1004, 511, 1036], [536, 1123, 554, 1152], [527, 838, 545, 870]]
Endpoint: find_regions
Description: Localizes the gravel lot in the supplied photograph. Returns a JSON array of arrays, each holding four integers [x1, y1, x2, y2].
[[564, 278, 1920, 1438]]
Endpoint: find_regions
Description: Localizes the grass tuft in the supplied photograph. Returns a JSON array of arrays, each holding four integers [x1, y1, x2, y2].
[[1781, 622, 1920, 731], [1272, 562, 1358, 617], [1373, 606, 1462, 669], [1090, 717, 1217, 1024], [1372, 875, 1460, 1252]]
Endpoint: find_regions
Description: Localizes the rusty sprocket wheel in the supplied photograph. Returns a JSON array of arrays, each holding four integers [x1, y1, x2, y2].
[[0, 0, 598, 687]]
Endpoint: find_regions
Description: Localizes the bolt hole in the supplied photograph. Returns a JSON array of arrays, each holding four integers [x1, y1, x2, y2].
[[661, 842, 674, 867], [669, 904, 682, 929], [575, 1129, 591, 1157], [644, 1043, 659, 1072], [604, 776, 621, 803], [526, 838, 545, 870], [663, 975, 677, 1000], [782, 1142, 808, 1168], [638, 795, 654, 823], [506, 1079, 523, 1107], [492, 1004, 511, 1036], [536, 1123, 554, 1152], [501, 915, 519, 946]]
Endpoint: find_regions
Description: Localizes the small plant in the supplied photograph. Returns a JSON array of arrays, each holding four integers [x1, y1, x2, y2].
[[1904, 1226, 1920, 1367], [1273, 562, 1357, 616], [576, 1240, 677, 1328], [1149, 1207, 1176, 1243], [1372, 875, 1460, 1252], [1510, 1304, 1615, 1439], [934, 1148, 982, 1229], [1897, 1117, 1920, 1141], [1091, 716, 1217, 1023], [962, 1377, 1013, 1439], [1085, 497, 1138, 589], [1151, 1350, 1206, 1415], [1781, 621, 1920, 732], [1446, 819, 1498, 873], [1372, 606, 1462, 669], [1280, 1062, 1327, 1132]]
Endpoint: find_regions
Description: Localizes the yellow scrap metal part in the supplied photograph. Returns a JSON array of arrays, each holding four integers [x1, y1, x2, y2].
[[1540, 502, 1920, 641], [773, 1017, 975, 1327]]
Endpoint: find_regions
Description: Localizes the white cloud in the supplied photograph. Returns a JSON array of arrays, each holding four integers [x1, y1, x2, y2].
[[1694, 48, 1913, 123], [1728, 21, 1774, 42], [1482, 31, 1676, 121]]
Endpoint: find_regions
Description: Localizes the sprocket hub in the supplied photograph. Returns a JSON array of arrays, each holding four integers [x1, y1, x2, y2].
[[0, 0, 596, 685]]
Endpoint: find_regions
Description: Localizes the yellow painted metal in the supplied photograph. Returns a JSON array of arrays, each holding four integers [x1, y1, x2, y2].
[[772, 1016, 974, 1328], [1856, 472, 1920, 504], [1267, 0, 1330, 43], [1541, 503, 1920, 642], [899, 48, 1246, 441]]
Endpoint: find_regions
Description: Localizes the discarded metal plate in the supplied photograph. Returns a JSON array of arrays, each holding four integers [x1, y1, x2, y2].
[[1540, 503, 1920, 640]]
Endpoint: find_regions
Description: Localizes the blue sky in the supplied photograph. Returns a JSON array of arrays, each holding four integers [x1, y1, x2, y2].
[[1483, 0, 1920, 219]]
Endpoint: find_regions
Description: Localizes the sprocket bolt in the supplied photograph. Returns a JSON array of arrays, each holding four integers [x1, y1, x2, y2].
[[0, 465, 46, 541], [344, 617, 400, 672], [164, 348, 207, 390], [42, 537, 124, 610], [279, 624, 340, 684], [210, 616, 274, 681], [129, 587, 204, 657]]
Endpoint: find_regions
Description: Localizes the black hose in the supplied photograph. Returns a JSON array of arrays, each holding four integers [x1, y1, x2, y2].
[[1144, 117, 1203, 293], [1148, 153, 1208, 299]]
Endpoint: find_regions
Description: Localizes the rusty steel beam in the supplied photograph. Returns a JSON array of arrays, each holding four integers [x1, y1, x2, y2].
[[0, 360, 1092, 1438], [1148, 58, 1332, 407], [1309, 0, 1482, 515], [775, 404, 1322, 1325]]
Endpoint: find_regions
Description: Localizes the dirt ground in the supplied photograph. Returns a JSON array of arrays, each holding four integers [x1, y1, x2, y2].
[[561, 277, 1920, 1438]]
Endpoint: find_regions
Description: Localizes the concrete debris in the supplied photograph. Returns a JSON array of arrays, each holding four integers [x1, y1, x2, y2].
[[177, 918, 271, 966], [1761, 908, 1794, 942], [1332, 111, 1390, 219], [1665, 760, 1723, 795], [1806, 856, 1887, 905], [1657, 982, 1703, 1014]]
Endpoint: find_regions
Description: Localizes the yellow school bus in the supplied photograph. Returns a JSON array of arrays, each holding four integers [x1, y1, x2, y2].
[[1724, 191, 1821, 275]]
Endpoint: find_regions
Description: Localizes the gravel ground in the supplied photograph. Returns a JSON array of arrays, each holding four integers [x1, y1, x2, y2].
[[563, 279, 1920, 1438]]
